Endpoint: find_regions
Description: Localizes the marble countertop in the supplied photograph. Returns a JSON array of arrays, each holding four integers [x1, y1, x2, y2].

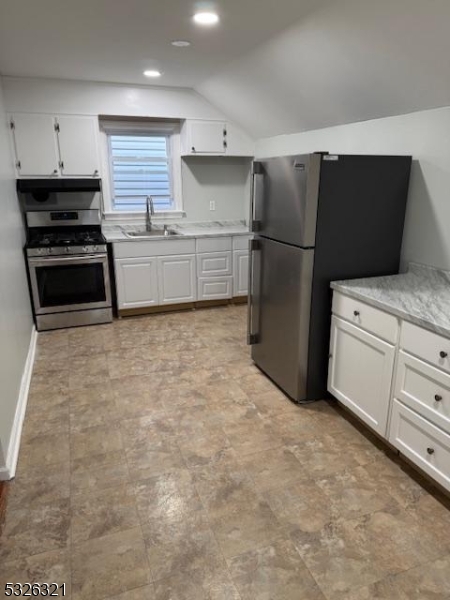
[[103, 220, 252, 242], [331, 263, 450, 338]]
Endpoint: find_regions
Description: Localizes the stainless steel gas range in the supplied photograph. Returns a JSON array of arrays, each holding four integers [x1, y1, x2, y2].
[[20, 180, 113, 331]]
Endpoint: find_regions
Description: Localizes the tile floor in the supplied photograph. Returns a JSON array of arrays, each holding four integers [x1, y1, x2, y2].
[[1, 305, 450, 599]]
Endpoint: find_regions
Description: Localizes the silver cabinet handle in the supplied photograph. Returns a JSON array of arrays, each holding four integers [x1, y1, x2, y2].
[[247, 238, 260, 345]]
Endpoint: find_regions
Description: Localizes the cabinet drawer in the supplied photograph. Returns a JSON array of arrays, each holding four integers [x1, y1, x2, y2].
[[332, 291, 398, 344], [232, 235, 252, 251], [197, 252, 232, 277], [401, 321, 450, 374], [389, 399, 450, 492], [198, 277, 233, 300], [196, 237, 232, 253], [395, 351, 450, 434], [113, 239, 196, 259]]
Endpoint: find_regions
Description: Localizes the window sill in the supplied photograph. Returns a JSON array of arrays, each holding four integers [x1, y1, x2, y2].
[[103, 211, 186, 223]]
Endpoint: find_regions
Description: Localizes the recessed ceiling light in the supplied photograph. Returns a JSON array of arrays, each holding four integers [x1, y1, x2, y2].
[[172, 40, 191, 47], [143, 70, 162, 78], [193, 12, 219, 25]]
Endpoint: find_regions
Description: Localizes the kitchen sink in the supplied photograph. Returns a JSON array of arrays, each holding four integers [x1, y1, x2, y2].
[[124, 229, 181, 238]]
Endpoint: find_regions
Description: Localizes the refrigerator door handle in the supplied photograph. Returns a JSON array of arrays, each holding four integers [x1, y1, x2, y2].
[[250, 162, 264, 232], [247, 238, 261, 345]]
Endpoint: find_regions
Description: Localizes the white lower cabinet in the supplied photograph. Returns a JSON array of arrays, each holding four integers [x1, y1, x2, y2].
[[328, 315, 395, 436], [389, 400, 450, 491], [198, 276, 233, 301], [329, 289, 450, 493], [115, 257, 159, 309], [233, 250, 249, 297], [157, 255, 196, 305]]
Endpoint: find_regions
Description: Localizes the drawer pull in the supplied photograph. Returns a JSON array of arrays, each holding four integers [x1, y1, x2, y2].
[[426, 447, 435, 455], [353, 310, 360, 317], [434, 394, 443, 402], [440, 351, 448, 359]]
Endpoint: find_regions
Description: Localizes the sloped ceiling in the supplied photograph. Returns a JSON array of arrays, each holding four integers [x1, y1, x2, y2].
[[197, 0, 450, 139]]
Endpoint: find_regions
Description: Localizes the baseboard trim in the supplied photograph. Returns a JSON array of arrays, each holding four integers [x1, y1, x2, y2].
[[0, 326, 38, 481]]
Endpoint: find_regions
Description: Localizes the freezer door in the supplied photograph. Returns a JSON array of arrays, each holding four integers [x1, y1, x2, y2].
[[250, 154, 321, 247], [250, 237, 314, 401]]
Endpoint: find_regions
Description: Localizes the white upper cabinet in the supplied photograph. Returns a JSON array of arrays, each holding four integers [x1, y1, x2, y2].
[[181, 120, 253, 157], [11, 114, 60, 176], [182, 120, 226, 154], [10, 112, 100, 178], [56, 116, 99, 176]]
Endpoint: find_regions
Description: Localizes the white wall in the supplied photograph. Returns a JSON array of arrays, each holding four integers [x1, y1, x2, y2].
[[182, 158, 251, 223], [0, 78, 34, 476], [256, 106, 450, 272], [2, 76, 226, 120]]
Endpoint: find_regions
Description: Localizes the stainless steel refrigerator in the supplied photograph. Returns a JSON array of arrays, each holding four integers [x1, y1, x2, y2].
[[248, 153, 412, 403]]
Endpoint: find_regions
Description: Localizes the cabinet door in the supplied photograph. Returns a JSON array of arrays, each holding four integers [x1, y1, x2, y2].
[[115, 257, 159, 309], [56, 116, 99, 176], [328, 316, 395, 437], [157, 255, 196, 305], [189, 121, 226, 154], [11, 114, 59, 176], [233, 249, 249, 296]]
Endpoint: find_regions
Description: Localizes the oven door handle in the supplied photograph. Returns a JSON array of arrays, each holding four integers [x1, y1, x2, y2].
[[28, 254, 107, 266]]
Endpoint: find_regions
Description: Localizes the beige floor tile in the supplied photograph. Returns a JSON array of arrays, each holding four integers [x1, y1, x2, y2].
[[158, 384, 209, 410], [152, 569, 241, 600], [0, 500, 70, 562], [108, 585, 155, 600], [237, 446, 306, 492], [124, 437, 186, 481], [177, 428, 233, 469], [69, 381, 114, 407], [264, 478, 332, 534], [17, 431, 70, 472], [71, 422, 123, 461], [288, 435, 362, 479], [71, 485, 140, 545], [345, 553, 450, 600], [69, 397, 119, 432], [134, 469, 202, 525], [71, 527, 151, 600], [8, 461, 70, 509], [71, 451, 130, 495], [228, 537, 326, 600], [223, 416, 281, 456], [0, 549, 71, 595], [291, 507, 450, 599], [142, 510, 226, 582]]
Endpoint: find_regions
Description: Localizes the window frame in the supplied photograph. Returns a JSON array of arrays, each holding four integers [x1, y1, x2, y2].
[[100, 119, 184, 220]]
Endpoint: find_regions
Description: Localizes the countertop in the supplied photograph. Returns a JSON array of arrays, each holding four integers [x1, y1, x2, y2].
[[331, 263, 450, 338], [103, 220, 252, 242]]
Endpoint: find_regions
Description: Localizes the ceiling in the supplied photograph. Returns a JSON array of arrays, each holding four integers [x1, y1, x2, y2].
[[0, 0, 325, 88], [198, 0, 450, 138]]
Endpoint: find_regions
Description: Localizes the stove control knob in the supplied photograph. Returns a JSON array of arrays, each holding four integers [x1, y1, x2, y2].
[[92, 245, 98, 252], [65, 247, 70, 254], [83, 246, 89, 253]]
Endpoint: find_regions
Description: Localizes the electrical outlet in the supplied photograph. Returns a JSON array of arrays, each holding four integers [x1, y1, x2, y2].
[[209, 200, 216, 211]]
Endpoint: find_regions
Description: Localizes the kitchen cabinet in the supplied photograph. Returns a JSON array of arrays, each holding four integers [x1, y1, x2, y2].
[[115, 257, 159, 309], [328, 315, 395, 436], [10, 112, 100, 177], [113, 234, 251, 311], [10, 114, 60, 176], [181, 119, 254, 157], [328, 288, 450, 493], [182, 120, 226, 154], [233, 249, 249, 297], [157, 255, 196, 304], [56, 116, 99, 176]]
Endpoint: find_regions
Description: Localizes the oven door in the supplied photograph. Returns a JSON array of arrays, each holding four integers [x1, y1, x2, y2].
[[28, 253, 111, 315]]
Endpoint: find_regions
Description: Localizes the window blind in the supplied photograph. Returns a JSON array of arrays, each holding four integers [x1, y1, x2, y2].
[[109, 134, 173, 211]]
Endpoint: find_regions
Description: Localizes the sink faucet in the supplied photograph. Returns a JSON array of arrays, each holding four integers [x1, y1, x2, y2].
[[146, 196, 155, 231]]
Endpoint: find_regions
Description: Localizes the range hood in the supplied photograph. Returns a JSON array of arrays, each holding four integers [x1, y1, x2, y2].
[[17, 178, 102, 194]]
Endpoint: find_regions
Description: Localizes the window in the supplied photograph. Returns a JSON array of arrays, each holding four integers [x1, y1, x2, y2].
[[101, 120, 182, 215]]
